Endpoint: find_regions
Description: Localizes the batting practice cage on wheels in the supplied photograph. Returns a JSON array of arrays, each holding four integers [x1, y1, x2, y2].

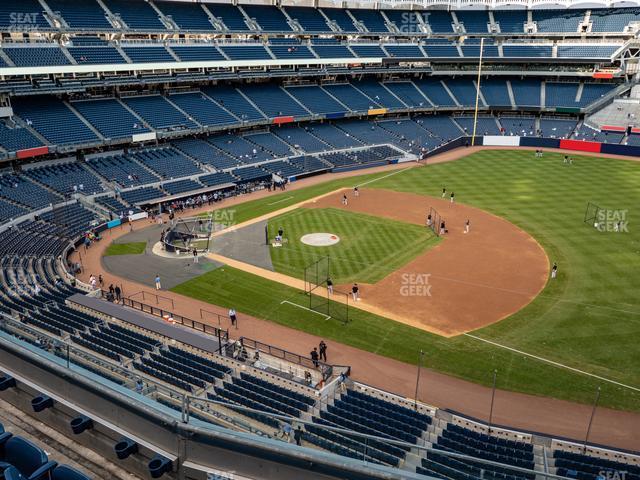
[[584, 202, 602, 228], [304, 257, 349, 324], [163, 216, 214, 253], [428, 206, 443, 237]]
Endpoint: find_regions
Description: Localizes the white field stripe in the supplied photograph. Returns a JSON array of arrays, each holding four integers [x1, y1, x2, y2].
[[463, 333, 640, 392], [355, 165, 415, 188], [280, 300, 331, 321], [267, 195, 294, 206]]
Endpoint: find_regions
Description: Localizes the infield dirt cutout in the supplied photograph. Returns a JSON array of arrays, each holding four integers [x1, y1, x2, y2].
[[209, 188, 549, 336]]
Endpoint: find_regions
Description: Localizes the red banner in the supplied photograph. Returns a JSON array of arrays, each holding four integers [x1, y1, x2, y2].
[[559, 139, 601, 153], [17, 146, 49, 159], [601, 125, 626, 132], [273, 116, 294, 125]]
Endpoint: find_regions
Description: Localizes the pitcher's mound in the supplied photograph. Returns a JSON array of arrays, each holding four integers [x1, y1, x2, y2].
[[301, 233, 340, 247]]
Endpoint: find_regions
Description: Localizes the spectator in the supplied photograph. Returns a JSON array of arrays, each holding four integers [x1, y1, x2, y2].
[[294, 426, 303, 446], [310, 347, 319, 368], [319, 341, 327, 362]]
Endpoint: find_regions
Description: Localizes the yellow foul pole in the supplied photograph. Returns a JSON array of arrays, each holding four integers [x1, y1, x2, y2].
[[471, 37, 484, 146]]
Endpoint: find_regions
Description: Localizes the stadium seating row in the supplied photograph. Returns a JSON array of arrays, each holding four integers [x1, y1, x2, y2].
[[1, 0, 638, 34]]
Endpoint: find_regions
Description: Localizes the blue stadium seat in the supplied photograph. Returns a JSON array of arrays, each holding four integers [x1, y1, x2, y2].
[[155, 1, 216, 31], [47, 0, 112, 29], [72, 98, 149, 139], [102, 0, 167, 30]]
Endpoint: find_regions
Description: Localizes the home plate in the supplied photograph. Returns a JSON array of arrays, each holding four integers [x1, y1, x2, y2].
[[301, 233, 340, 246]]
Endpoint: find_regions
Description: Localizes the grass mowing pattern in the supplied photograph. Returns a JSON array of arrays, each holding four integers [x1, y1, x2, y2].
[[174, 151, 640, 410], [104, 242, 146, 256], [267, 208, 439, 284]]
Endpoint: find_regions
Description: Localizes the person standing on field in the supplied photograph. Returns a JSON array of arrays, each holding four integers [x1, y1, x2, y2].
[[319, 340, 327, 362]]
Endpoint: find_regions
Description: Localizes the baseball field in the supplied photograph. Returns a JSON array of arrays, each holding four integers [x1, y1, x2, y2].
[[171, 149, 640, 411]]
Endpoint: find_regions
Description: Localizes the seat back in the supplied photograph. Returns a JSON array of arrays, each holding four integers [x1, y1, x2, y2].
[[3, 436, 48, 476], [52, 465, 92, 480]]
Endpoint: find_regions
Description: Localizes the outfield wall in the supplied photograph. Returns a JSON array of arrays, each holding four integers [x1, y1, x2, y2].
[[425, 136, 640, 158]]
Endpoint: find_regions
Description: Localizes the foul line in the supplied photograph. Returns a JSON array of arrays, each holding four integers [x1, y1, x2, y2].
[[463, 333, 640, 392], [267, 195, 294, 206], [280, 300, 331, 321], [355, 165, 416, 188]]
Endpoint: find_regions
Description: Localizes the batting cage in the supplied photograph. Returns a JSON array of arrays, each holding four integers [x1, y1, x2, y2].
[[164, 216, 214, 253], [584, 202, 601, 228], [304, 257, 349, 324], [427, 206, 443, 237]]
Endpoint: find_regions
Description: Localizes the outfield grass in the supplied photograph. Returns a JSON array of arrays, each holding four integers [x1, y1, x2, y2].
[[267, 208, 439, 284], [104, 242, 146, 256], [175, 150, 640, 411]]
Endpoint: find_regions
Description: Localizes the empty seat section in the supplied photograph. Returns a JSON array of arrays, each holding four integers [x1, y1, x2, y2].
[[132, 147, 201, 179], [510, 80, 541, 107], [240, 85, 309, 118], [456, 10, 490, 33], [352, 81, 406, 109], [319, 9, 357, 32], [494, 10, 526, 33], [87, 154, 159, 187], [121, 186, 164, 204], [445, 79, 480, 107], [383, 82, 431, 107], [306, 123, 362, 148], [499, 117, 536, 136], [242, 4, 292, 32], [102, 0, 167, 30], [350, 45, 386, 57], [0, 122, 43, 152], [480, 80, 511, 107], [286, 86, 348, 114], [424, 11, 455, 33], [4, 46, 70, 67], [47, 0, 111, 29], [155, 1, 216, 31], [172, 138, 240, 170], [67, 45, 125, 64], [273, 126, 330, 152], [244, 132, 292, 156], [590, 8, 640, 32], [384, 44, 424, 58], [533, 10, 584, 32], [0, 174, 59, 209], [423, 42, 459, 57], [284, 7, 331, 32], [170, 45, 224, 61], [269, 45, 315, 59], [208, 4, 251, 31], [122, 95, 197, 130], [322, 84, 380, 111], [219, 45, 271, 60], [503, 44, 552, 57], [209, 134, 273, 163], [122, 46, 174, 63], [454, 116, 501, 135], [26, 163, 104, 195], [202, 86, 265, 122], [311, 44, 354, 58], [349, 9, 389, 32], [169, 92, 237, 127], [0, 0, 49, 30], [13, 97, 98, 146], [538, 118, 577, 138], [73, 98, 149, 139]]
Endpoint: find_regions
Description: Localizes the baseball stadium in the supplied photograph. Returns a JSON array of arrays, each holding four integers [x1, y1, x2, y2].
[[0, 0, 638, 479]]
